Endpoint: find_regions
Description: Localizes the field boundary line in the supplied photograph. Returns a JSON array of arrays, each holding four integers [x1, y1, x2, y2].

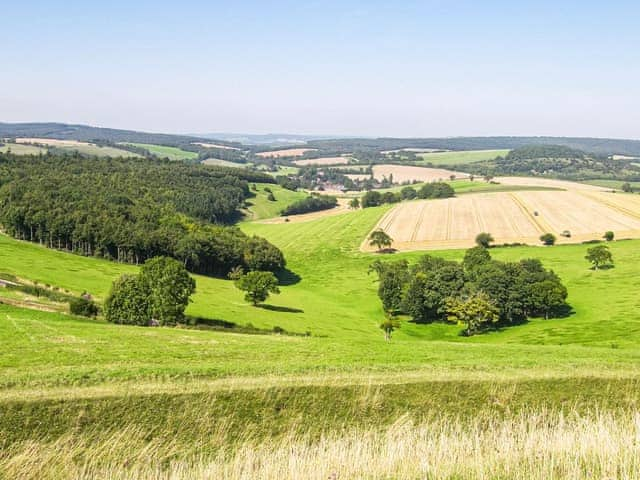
[[410, 201, 428, 242], [577, 191, 640, 221], [509, 193, 552, 234]]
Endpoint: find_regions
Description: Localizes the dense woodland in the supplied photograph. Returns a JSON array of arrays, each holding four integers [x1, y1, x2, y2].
[[463, 145, 640, 181], [281, 195, 338, 216], [0, 153, 284, 276]]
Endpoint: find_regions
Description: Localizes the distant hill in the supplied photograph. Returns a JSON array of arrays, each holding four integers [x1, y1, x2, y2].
[[307, 136, 640, 157], [2, 123, 640, 157], [0, 122, 238, 149], [198, 132, 349, 146]]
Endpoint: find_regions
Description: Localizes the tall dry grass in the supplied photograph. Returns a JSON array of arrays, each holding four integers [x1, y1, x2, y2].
[[3, 409, 640, 479]]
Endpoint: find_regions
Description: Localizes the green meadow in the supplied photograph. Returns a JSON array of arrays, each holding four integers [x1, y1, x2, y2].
[[415, 148, 509, 165], [242, 183, 308, 220], [124, 142, 199, 160]]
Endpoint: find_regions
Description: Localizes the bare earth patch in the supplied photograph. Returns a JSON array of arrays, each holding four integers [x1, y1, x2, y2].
[[256, 148, 317, 158], [363, 183, 640, 251], [293, 156, 351, 166], [372, 165, 468, 183], [192, 142, 241, 150]]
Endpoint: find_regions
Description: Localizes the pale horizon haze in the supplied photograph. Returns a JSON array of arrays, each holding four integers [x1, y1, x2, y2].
[[2, 0, 640, 139]]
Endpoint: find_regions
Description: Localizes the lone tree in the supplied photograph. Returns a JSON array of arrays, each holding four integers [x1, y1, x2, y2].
[[369, 229, 393, 252], [235, 270, 280, 305], [140, 256, 196, 325], [540, 233, 556, 246], [379, 314, 400, 342], [622, 182, 633, 193], [446, 292, 500, 336], [349, 198, 360, 209], [603, 231, 615, 241], [585, 245, 614, 270], [475, 232, 494, 248]]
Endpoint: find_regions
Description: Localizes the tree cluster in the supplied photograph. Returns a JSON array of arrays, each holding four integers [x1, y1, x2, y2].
[[361, 182, 454, 208], [370, 247, 568, 335], [281, 195, 338, 216], [105, 257, 196, 326]]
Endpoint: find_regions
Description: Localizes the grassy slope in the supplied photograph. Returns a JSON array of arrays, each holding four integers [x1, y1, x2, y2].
[[125, 142, 198, 160], [377, 179, 560, 195], [582, 179, 640, 190], [416, 149, 509, 165], [243, 184, 308, 220], [2, 197, 640, 389]]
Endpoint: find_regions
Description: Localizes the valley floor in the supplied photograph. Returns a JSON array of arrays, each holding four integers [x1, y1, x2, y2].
[[2, 181, 640, 478]]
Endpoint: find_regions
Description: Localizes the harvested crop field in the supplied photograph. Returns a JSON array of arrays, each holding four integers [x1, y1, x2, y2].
[[365, 190, 640, 251], [293, 156, 352, 166], [372, 165, 468, 183], [15, 138, 138, 157], [256, 148, 316, 158]]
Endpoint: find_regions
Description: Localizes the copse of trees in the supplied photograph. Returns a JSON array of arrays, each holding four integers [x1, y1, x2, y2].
[[370, 247, 568, 335], [417, 182, 455, 199], [105, 256, 196, 326], [280, 195, 338, 216], [361, 182, 454, 209], [0, 153, 285, 277]]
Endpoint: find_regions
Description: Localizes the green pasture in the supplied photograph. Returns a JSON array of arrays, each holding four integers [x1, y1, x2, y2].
[[415, 149, 509, 165], [124, 143, 198, 160]]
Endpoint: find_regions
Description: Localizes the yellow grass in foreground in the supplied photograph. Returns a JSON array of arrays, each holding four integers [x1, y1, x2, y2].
[[4, 410, 640, 479]]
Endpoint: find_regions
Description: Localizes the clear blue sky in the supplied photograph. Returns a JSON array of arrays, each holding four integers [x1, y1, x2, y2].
[[2, 1, 639, 138]]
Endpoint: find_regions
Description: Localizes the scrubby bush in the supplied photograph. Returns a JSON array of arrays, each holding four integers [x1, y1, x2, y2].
[[69, 297, 99, 317], [540, 233, 556, 245]]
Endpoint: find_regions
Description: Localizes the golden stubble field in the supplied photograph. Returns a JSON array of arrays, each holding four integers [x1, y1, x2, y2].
[[372, 164, 469, 183], [364, 182, 640, 251], [293, 156, 351, 166]]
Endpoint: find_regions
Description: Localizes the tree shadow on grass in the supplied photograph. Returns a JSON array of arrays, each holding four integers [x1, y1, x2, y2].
[[590, 264, 615, 271], [258, 304, 304, 314], [276, 268, 301, 286]]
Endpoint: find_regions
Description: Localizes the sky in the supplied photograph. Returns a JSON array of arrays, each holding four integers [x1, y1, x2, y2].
[[2, 0, 640, 138]]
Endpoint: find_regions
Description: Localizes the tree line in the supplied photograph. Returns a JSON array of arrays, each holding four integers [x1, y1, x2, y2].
[[281, 195, 338, 216], [0, 153, 284, 276], [361, 182, 455, 208], [370, 247, 568, 336]]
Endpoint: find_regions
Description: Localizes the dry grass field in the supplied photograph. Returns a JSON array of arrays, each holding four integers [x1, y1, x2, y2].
[[15, 138, 138, 157], [366, 187, 640, 251], [372, 164, 469, 183], [5, 409, 639, 479], [293, 156, 351, 166], [256, 148, 316, 158]]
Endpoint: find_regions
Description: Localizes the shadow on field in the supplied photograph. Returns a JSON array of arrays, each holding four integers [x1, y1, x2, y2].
[[276, 268, 301, 286], [258, 304, 304, 314]]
